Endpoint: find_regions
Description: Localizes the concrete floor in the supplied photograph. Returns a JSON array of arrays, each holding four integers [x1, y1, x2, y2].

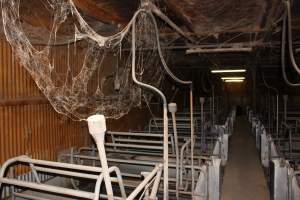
[[221, 116, 270, 200]]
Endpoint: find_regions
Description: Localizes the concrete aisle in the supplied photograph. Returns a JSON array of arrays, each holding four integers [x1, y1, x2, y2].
[[221, 116, 269, 200]]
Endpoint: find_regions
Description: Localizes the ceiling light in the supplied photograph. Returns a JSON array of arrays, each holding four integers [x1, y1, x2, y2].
[[221, 77, 245, 80], [186, 47, 252, 54], [224, 79, 244, 82], [211, 69, 246, 73]]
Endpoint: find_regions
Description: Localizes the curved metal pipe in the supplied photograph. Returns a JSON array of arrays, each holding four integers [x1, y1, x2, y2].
[[281, 6, 300, 86], [148, 12, 196, 193], [131, 13, 169, 200], [285, 0, 300, 75]]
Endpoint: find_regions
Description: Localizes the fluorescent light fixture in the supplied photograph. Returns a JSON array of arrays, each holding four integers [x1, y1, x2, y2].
[[221, 77, 245, 80], [186, 47, 252, 54], [224, 79, 244, 83], [211, 69, 246, 73]]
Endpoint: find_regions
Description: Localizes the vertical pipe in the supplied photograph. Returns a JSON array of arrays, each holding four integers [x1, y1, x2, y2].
[[283, 95, 288, 124], [268, 90, 271, 134], [168, 103, 179, 199], [87, 115, 113, 200], [200, 97, 205, 151], [212, 86, 215, 126], [276, 94, 279, 139], [131, 13, 169, 200], [189, 85, 195, 195]]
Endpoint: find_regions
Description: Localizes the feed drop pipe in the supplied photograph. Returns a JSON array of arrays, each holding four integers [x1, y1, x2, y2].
[[168, 103, 180, 199], [281, 3, 300, 86], [131, 13, 169, 200], [148, 12, 195, 194], [200, 97, 205, 151], [87, 114, 113, 200], [283, 95, 288, 124], [285, 0, 300, 76], [212, 86, 215, 126], [276, 95, 279, 139], [131, 6, 196, 197]]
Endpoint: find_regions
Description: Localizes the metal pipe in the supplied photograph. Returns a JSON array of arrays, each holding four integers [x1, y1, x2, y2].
[[281, 7, 300, 86], [107, 131, 165, 137], [0, 178, 95, 199], [131, 15, 169, 200], [0, 155, 103, 174], [268, 92, 271, 133], [148, 11, 195, 194], [93, 166, 127, 200], [283, 95, 288, 124], [276, 95, 279, 139], [127, 164, 163, 200], [285, 0, 300, 76], [200, 97, 205, 151], [212, 86, 215, 126], [105, 143, 163, 150], [168, 103, 180, 199], [87, 115, 113, 200], [149, 165, 163, 199], [189, 85, 195, 194], [180, 139, 191, 186]]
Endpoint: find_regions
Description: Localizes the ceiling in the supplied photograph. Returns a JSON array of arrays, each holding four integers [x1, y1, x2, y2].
[[0, 0, 300, 94]]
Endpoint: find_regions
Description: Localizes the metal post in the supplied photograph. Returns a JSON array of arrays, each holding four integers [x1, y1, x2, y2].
[[131, 15, 169, 200], [189, 85, 195, 195], [200, 97, 205, 151], [212, 86, 215, 126], [276, 94, 279, 139], [268, 92, 271, 133], [283, 95, 288, 124], [87, 115, 113, 200], [168, 103, 179, 199]]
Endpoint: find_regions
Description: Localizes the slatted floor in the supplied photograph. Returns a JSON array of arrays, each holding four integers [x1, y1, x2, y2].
[[221, 116, 270, 200]]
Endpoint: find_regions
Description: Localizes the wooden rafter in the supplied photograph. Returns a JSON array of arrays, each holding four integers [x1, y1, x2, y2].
[[72, 0, 129, 25]]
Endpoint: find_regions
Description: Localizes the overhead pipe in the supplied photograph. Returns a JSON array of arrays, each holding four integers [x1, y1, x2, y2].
[[131, 13, 169, 200], [285, 0, 300, 76], [281, 3, 300, 86], [148, 11, 196, 195]]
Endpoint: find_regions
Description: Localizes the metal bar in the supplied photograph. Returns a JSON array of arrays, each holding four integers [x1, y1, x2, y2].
[[107, 131, 165, 137], [127, 164, 163, 200], [149, 165, 163, 199], [105, 143, 163, 150], [168, 103, 180, 199], [0, 178, 95, 199]]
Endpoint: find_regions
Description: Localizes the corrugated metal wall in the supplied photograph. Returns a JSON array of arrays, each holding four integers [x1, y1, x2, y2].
[[0, 37, 90, 171], [0, 36, 153, 173]]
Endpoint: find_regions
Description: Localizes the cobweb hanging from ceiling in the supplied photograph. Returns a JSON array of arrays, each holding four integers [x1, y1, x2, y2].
[[1, 0, 169, 120]]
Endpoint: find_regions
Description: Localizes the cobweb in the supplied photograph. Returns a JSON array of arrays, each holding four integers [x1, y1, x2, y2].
[[1, 0, 168, 120]]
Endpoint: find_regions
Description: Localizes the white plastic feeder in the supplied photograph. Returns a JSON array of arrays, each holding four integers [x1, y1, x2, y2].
[[87, 114, 114, 200]]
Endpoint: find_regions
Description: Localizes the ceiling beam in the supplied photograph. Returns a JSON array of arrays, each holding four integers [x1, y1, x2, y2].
[[72, 0, 128, 25], [163, 0, 195, 33]]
